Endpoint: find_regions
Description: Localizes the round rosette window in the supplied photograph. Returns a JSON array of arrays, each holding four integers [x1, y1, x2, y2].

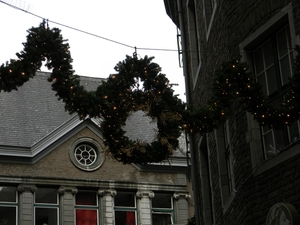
[[69, 137, 104, 171], [74, 144, 97, 166]]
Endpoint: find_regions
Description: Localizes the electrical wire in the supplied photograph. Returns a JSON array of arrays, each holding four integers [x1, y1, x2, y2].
[[47, 20, 135, 49], [0, 0, 179, 53], [0, 0, 296, 54], [0, 0, 135, 49]]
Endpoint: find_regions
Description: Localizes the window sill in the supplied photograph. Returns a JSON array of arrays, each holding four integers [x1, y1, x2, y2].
[[222, 192, 236, 214], [253, 140, 300, 176]]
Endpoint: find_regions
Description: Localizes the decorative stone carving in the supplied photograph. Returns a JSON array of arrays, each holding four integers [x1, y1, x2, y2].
[[266, 203, 300, 225], [136, 190, 155, 199], [58, 186, 78, 195], [173, 192, 191, 200], [98, 189, 117, 197], [17, 184, 37, 193]]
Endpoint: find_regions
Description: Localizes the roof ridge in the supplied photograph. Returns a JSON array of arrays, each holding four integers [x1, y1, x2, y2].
[[35, 71, 106, 81]]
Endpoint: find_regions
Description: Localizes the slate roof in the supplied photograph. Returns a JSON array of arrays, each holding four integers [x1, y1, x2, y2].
[[124, 110, 158, 143], [0, 71, 103, 147], [0, 71, 186, 159], [124, 111, 187, 157]]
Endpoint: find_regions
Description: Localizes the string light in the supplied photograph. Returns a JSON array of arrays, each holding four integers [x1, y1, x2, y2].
[[1, 21, 300, 163]]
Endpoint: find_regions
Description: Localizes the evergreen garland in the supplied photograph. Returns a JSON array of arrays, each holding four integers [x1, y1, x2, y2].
[[1, 22, 300, 164], [0, 21, 101, 119], [96, 56, 185, 164], [0, 21, 184, 164], [184, 46, 300, 133]]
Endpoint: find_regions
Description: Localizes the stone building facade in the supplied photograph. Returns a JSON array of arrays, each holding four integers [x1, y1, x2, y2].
[[0, 72, 193, 225], [164, 0, 300, 224]]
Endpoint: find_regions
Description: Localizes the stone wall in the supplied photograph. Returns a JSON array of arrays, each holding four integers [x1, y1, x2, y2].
[[0, 126, 194, 224], [0, 128, 179, 185], [180, 0, 300, 224]]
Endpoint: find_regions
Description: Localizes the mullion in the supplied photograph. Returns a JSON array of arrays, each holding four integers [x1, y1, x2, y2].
[[75, 205, 98, 209]]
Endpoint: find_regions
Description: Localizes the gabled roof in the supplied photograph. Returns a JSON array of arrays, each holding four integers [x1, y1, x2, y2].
[[0, 71, 187, 168], [0, 71, 103, 147]]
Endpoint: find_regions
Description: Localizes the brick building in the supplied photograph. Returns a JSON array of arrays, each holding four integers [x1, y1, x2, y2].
[[164, 0, 300, 225], [0, 72, 193, 225]]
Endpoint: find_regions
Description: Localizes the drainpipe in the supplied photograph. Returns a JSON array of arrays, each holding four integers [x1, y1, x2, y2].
[[176, 0, 200, 224]]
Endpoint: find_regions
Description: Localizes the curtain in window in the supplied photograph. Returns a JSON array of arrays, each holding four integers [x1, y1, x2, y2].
[[76, 191, 97, 225], [126, 211, 135, 225], [76, 209, 97, 225]]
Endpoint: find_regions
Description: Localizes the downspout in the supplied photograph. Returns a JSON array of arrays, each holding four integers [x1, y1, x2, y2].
[[176, 0, 200, 224]]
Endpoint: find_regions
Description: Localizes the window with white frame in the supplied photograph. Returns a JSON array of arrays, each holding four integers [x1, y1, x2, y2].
[[75, 190, 98, 225], [187, 0, 201, 87], [69, 137, 105, 172], [239, 3, 300, 172], [215, 124, 233, 208], [114, 191, 137, 225], [0, 186, 17, 225], [222, 121, 235, 194], [199, 135, 215, 224], [35, 187, 59, 225], [251, 24, 299, 159], [152, 193, 174, 225], [203, 0, 217, 37]]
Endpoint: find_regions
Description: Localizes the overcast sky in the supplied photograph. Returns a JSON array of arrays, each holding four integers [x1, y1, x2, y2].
[[0, 0, 186, 100]]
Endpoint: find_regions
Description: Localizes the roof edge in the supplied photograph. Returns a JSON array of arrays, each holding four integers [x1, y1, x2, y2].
[[0, 117, 103, 164]]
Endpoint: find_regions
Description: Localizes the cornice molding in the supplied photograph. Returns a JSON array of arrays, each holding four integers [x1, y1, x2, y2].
[[98, 189, 117, 197], [0, 176, 187, 192], [136, 190, 155, 199], [0, 117, 103, 164], [132, 156, 188, 173], [17, 184, 37, 193], [58, 186, 78, 195], [173, 192, 191, 200]]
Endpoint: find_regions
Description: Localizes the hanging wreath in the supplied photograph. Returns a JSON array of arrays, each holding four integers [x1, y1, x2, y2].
[[2, 21, 300, 164], [0, 21, 185, 164], [0, 21, 101, 118], [96, 55, 185, 164]]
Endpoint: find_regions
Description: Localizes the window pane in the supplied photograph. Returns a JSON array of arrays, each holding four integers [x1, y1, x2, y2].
[[0, 186, 16, 202], [270, 98, 280, 108], [75, 144, 98, 166], [288, 122, 300, 143], [115, 211, 136, 225], [287, 27, 292, 49], [257, 73, 267, 96], [266, 66, 277, 95], [274, 129, 286, 152], [263, 39, 274, 68], [76, 209, 97, 225], [276, 27, 288, 58], [279, 55, 292, 85], [152, 193, 172, 208], [35, 208, 57, 225], [263, 130, 275, 158], [152, 213, 172, 225], [115, 192, 135, 207], [262, 125, 272, 134], [253, 47, 264, 73], [35, 188, 57, 204], [0, 206, 16, 225], [76, 191, 97, 206]]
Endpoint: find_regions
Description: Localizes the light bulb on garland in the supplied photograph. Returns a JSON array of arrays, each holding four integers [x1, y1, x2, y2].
[[2, 21, 300, 163]]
